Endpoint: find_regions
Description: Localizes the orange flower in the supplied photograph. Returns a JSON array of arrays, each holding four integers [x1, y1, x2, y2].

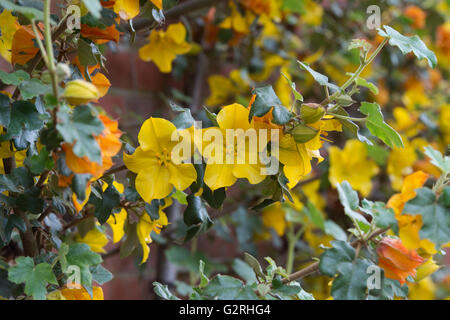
[[72, 57, 111, 99], [387, 171, 428, 215], [63, 114, 122, 179], [404, 6, 426, 29], [437, 23, 450, 55], [60, 286, 104, 300], [11, 25, 43, 65], [81, 24, 120, 44], [240, 0, 271, 16], [377, 237, 425, 285]]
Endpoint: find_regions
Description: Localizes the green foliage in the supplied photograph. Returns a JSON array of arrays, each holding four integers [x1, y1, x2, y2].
[[403, 187, 450, 249], [248, 86, 291, 125], [378, 25, 437, 68], [297, 61, 340, 92], [359, 102, 403, 148], [56, 105, 104, 163], [8, 257, 57, 300]]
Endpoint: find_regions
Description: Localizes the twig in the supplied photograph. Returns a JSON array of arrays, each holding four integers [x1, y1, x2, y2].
[[98, 164, 127, 180], [281, 227, 390, 284], [129, 0, 227, 32]]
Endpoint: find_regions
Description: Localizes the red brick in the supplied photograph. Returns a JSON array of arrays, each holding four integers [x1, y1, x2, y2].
[[135, 56, 166, 92], [99, 93, 126, 118], [105, 51, 136, 89]]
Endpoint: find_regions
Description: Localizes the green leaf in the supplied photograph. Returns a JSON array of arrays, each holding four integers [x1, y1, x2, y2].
[[90, 265, 113, 285], [303, 201, 325, 230], [72, 173, 92, 201], [336, 181, 369, 224], [244, 252, 265, 279], [19, 79, 52, 100], [56, 105, 104, 163], [0, 101, 44, 142], [81, 0, 102, 19], [202, 275, 258, 299], [171, 189, 188, 205], [359, 102, 403, 148], [424, 146, 450, 173], [282, 0, 305, 14], [184, 195, 213, 230], [78, 39, 100, 67], [17, 187, 44, 214], [63, 243, 102, 289], [198, 260, 210, 288], [281, 73, 303, 102], [170, 103, 195, 129], [297, 61, 340, 92], [324, 220, 347, 241], [0, 70, 30, 86], [8, 257, 57, 300], [0, 0, 55, 22], [191, 163, 226, 209], [248, 85, 291, 125], [0, 167, 34, 193], [232, 259, 257, 285], [331, 258, 371, 300], [365, 143, 389, 166], [24, 147, 54, 174], [355, 77, 379, 95], [89, 183, 121, 224], [333, 106, 372, 145], [403, 187, 450, 248], [361, 199, 398, 234], [378, 25, 437, 68], [319, 240, 355, 277], [153, 281, 180, 300]]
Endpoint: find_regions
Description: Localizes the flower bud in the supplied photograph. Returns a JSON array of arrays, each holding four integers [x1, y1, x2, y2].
[[292, 123, 319, 143], [300, 103, 325, 124], [40, 70, 52, 84], [63, 79, 100, 105], [56, 63, 72, 80], [377, 237, 425, 285]]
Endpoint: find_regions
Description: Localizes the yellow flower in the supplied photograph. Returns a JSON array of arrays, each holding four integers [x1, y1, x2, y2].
[[261, 202, 287, 236], [301, 179, 325, 212], [402, 85, 431, 110], [329, 139, 379, 197], [0, 9, 19, 63], [137, 198, 171, 263], [439, 104, 450, 145], [75, 225, 109, 253], [48, 286, 104, 300], [124, 117, 197, 203], [205, 70, 249, 106], [390, 107, 424, 138], [250, 54, 286, 82], [275, 67, 293, 107], [199, 103, 266, 190], [139, 23, 191, 73], [386, 171, 437, 256], [105, 181, 127, 243], [408, 277, 435, 300], [113, 0, 162, 20], [220, 1, 255, 34], [415, 258, 440, 281], [279, 118, 342, 189], [387, 137, 417, 191], [301, 0, 323, 26]]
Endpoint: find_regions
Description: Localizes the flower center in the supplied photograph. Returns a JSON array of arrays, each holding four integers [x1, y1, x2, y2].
[[155, 147, 171, 166]]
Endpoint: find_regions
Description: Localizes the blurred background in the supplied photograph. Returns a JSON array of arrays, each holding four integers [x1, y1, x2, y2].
[[1, 0, 449, 299]]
